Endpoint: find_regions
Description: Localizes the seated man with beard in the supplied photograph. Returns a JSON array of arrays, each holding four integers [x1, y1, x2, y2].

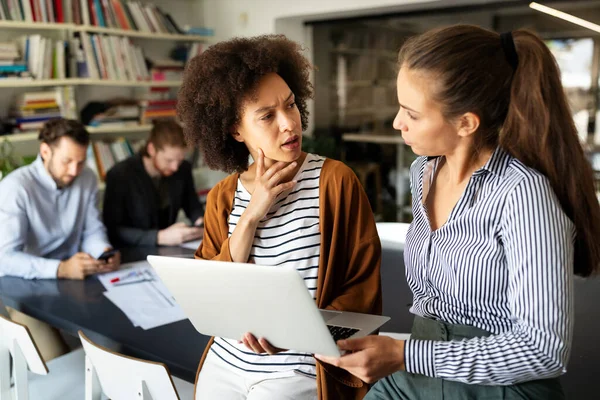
[[103, 119, 204, 247], [0, 118, 120, 360]]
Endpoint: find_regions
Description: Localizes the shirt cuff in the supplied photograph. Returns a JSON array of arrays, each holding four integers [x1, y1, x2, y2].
[[82, 240, 111, 259], [404, 339, 436, 377], [38, 259, 61, 279]]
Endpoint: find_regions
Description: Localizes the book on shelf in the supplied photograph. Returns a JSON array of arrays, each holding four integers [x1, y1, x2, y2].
[[0, 34, 71, 80], [0, 0, 209, 39], [72, 31, 149, 81], [139, 95, 177, 124], [89, 136, 144, 181], [8, 86, 76, 132]]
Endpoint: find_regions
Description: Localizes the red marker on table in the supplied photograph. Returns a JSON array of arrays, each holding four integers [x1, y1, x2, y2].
[[109, 271, 138, 284]]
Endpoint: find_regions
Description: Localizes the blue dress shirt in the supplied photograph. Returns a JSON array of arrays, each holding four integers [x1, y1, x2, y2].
[[0, 155, 111, 279]]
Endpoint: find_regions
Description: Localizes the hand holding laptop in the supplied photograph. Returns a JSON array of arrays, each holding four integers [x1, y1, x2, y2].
[[315, 335, 406, 384], [241, 332, 287, 355]]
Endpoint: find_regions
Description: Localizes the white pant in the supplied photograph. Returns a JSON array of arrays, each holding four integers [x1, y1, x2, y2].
[[195, 351, 318, 400]]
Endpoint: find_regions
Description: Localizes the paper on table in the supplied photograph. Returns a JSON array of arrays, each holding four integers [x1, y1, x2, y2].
[[98, 260, 187, 330], [103, 284, 186, 330], [180, 239, 202, 250], [97, 260, 151, 291]]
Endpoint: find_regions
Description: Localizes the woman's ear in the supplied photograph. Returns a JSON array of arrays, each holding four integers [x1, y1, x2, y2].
[[231, 127, 244, 143], [456, 112, 480, 138]]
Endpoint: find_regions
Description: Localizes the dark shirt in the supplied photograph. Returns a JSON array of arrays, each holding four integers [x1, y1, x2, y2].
[[103, 153, 204, 246]]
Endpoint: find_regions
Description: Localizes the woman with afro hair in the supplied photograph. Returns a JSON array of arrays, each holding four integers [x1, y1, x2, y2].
[[178, 35, 382, 400]]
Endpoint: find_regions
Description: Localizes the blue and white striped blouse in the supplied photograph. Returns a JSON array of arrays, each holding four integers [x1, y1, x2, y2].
[[404, 147, 575, 385], [209, 153, 325, 379]]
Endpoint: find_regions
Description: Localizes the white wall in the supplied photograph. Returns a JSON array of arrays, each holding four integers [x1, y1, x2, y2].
[[201, 0, 442, 41]]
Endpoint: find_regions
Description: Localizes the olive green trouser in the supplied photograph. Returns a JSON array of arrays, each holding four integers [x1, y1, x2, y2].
[[365, 316, 564, 400]]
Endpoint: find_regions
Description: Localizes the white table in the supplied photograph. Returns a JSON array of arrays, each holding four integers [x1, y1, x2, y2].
[[376, 222, 409, 251]]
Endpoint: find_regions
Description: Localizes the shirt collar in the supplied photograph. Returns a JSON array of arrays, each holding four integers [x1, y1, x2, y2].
[[476, 146, 512, 177], [33, 154, 61, 191]]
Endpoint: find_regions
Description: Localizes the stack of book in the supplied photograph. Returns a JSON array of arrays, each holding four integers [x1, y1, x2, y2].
[[10, 87, 75, 132], [87, 104, 140, 128], [139, 97, 176, 124], [149, 58, 183, 81], [0, 41, 30, 80]]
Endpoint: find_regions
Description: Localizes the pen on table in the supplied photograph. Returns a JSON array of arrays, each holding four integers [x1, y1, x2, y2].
[[109, 270, 138, 284]]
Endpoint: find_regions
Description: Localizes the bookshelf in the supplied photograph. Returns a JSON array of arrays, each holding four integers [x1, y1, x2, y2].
[[87, 124, 152, 134], [0, 21, 210, 41], [0, 78, 183, 87], [0, 1, 209, 194], [77, 79, 183, 87], [0, 20, 73, 31], [0, 0, 208, 143], [72, 25, 209, 41], [3, 124, 152, 143], [0, 78, 78, 87]]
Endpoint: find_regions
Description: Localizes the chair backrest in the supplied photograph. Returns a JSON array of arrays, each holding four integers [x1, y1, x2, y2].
[[78, 331, 180, 400], [0, 314, 48, 400], [0, 299, 10, 318]]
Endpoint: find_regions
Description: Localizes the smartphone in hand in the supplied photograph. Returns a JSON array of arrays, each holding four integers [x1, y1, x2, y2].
[[98, 249, 118, 262]]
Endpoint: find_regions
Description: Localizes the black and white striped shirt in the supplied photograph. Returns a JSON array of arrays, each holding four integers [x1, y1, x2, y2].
[[210, 153, 325, 378], [404, 147, 574, 385]]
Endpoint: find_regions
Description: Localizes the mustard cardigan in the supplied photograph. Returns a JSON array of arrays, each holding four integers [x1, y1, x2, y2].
[[194, 157, 383, 400]]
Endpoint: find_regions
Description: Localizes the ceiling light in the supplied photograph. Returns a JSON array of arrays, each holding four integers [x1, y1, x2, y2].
[[530, 2, 600, 33]]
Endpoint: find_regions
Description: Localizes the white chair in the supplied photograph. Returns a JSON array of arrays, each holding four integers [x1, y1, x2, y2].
[[79, 330, 194, 400], [0, 313, 85, 400]]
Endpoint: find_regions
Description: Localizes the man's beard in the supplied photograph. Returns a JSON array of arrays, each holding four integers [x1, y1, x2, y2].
[[48, 157, 75, 189], [153, 156, 174, 177]]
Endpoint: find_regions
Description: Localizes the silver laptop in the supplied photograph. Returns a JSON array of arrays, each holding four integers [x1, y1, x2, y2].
[[147, 255, 390, 357]]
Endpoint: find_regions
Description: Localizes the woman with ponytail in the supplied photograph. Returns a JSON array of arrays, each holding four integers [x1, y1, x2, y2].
[[316, 24, 600, 399]]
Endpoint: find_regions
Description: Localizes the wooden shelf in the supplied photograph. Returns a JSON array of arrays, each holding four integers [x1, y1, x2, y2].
[[0, 21, 211, 42], [0, 79, 181, 87], [73, 25, 210, 41], [0, 20, 74, 31], [0, 79, 79, 87], [0, 132, 39, 143], [2, 125, 153, 143], [87, 124, 152, 134], [76, 79, 182, 87]]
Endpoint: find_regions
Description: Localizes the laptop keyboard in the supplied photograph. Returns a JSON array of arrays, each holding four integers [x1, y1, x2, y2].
[[327, 325, 359, 341]]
